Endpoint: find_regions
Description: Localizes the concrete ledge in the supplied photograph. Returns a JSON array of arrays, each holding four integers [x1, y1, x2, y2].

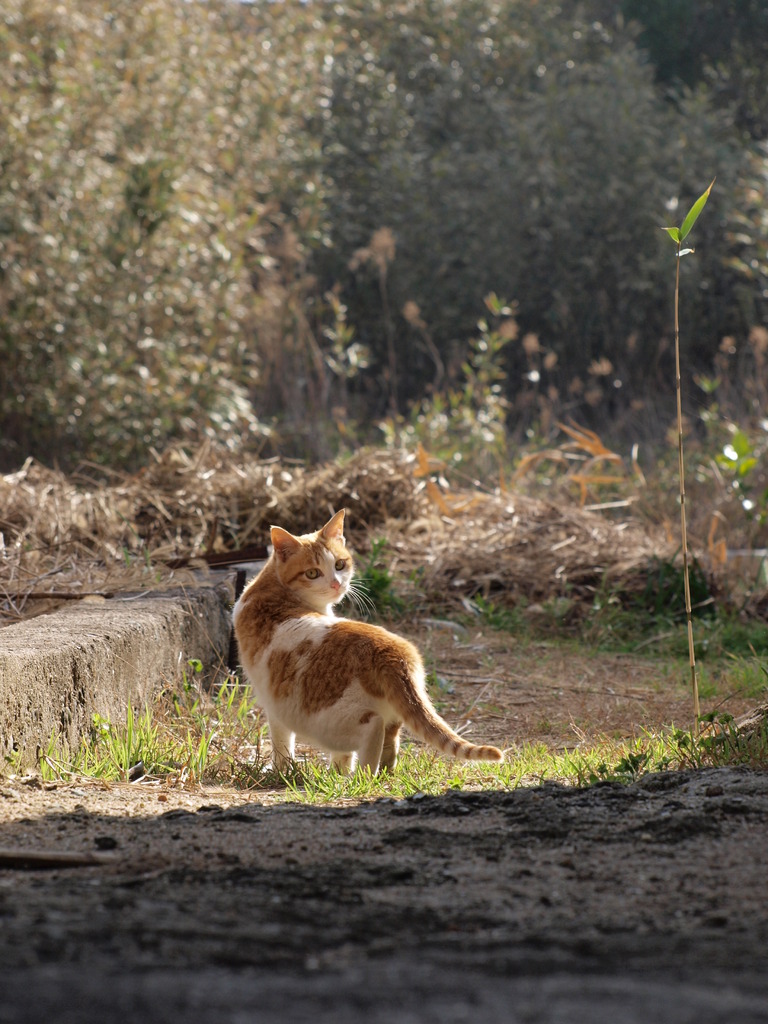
[[0, 582, 234, 764]]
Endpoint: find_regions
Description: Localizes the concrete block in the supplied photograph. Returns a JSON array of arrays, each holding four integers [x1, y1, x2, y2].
[[0, 581, 233, 764]]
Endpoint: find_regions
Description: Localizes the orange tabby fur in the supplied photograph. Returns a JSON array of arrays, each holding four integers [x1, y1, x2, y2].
[[233, 509, 503, 773]]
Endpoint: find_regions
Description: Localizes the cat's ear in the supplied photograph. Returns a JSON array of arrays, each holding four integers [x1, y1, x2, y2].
[[320, 508, 346, 544], [271, 525, 302, 562]]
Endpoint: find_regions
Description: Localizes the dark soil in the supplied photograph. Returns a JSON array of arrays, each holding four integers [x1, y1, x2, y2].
[[1, 766, 768, 1024]]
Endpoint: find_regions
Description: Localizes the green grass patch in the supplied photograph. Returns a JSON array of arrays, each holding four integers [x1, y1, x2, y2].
[[22, 624, 768, 799], [37, 667, 268, 786], [31, 698, 768, 803], [459, 592, 768, 703], [276, 719, 768, 804]]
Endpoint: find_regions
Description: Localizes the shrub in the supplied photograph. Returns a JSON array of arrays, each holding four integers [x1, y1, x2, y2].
[[317, 1, 751, 433], [0, 0, 764, 469], [0, 0, 342, 467]]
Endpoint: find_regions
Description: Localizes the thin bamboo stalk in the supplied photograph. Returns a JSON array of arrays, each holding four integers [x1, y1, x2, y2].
[[674, 242, 701, 730]]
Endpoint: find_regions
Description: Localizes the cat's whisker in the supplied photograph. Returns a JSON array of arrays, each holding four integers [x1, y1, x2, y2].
[[346, 581, 372, 609], [345, 578, 376, 618]]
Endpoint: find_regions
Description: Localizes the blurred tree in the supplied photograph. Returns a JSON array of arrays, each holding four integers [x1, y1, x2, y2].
[[316, 0, 751, 430], [619, 0, 768, 139], [0, 0, 765, 470], [0, 0, 343, 467]]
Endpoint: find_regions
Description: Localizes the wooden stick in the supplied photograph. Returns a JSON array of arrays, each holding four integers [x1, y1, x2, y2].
[[0, 848, 117, 869], [1, 592, 113, 601]]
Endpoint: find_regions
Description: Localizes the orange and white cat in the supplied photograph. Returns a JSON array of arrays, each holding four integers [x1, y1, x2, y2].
[[233, 509, 503, 773]]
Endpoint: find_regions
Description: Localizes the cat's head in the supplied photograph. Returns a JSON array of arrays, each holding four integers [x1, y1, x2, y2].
[[270, 509, 354, 613]]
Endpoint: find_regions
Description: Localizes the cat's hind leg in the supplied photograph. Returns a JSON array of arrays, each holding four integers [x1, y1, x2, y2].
[[268, 718, 295, 773], [380, 722, 402, 772], [355, 714, 385, 775]]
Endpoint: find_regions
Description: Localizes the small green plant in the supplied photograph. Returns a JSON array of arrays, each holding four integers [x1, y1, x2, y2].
[[346, 538, 404, 620], [382, 295, 514, 481], [722, 653, 768, 699], [715, 426, 768, 527], [91, 704, 158, 775], [463, 594, 523, 632], [632, 554, 714, 620], [662, 177, 716, 731], [3, 748, 22, 773], [586, 747, 656, 785], [675, 711, 768, 769]]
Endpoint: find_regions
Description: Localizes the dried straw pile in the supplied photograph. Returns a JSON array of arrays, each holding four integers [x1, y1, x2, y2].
[[0, 447, 427, 621], [0, 444, 722, 624], [386, 490, 670, 611], [0, 447, 419, 554]]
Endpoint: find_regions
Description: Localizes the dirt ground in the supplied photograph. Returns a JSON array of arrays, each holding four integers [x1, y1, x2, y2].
[[1, 627, 767, 1024]]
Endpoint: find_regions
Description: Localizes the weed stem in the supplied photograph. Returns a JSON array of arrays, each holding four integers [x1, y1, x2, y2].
[[674, 242, 701, 730]]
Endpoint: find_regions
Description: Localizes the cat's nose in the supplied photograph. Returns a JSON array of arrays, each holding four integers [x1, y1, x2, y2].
[[330, 579, 341, 591]]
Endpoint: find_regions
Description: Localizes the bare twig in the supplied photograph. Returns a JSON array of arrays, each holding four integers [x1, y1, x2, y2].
[[0, 848, 117, 869]]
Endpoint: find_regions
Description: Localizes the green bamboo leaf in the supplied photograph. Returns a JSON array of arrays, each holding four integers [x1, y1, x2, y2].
[[738, 456, 758, 478], [662, 226, 682, 243], [679, 178, 716, 242], [731, 429, 752, 458]]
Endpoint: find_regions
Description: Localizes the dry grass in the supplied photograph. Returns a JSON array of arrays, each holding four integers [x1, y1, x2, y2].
[[386, 487, 667, 609], [0, 442, 760, 626], [0, 445, 425, 621]]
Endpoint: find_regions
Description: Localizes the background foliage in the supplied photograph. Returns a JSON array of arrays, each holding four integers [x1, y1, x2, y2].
[[1, 0, 767, 471]]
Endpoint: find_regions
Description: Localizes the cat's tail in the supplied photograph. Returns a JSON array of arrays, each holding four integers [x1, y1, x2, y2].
[[396, 674, 504, 762]]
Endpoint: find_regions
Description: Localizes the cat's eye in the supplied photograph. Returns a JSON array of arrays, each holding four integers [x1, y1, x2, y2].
[[334, 559, 347, 571], [305, 568, 321, 579]]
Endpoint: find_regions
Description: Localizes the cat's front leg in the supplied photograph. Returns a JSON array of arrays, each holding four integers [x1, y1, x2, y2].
[[268, 717, 295, 773], [328, 752, 356, 774]]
